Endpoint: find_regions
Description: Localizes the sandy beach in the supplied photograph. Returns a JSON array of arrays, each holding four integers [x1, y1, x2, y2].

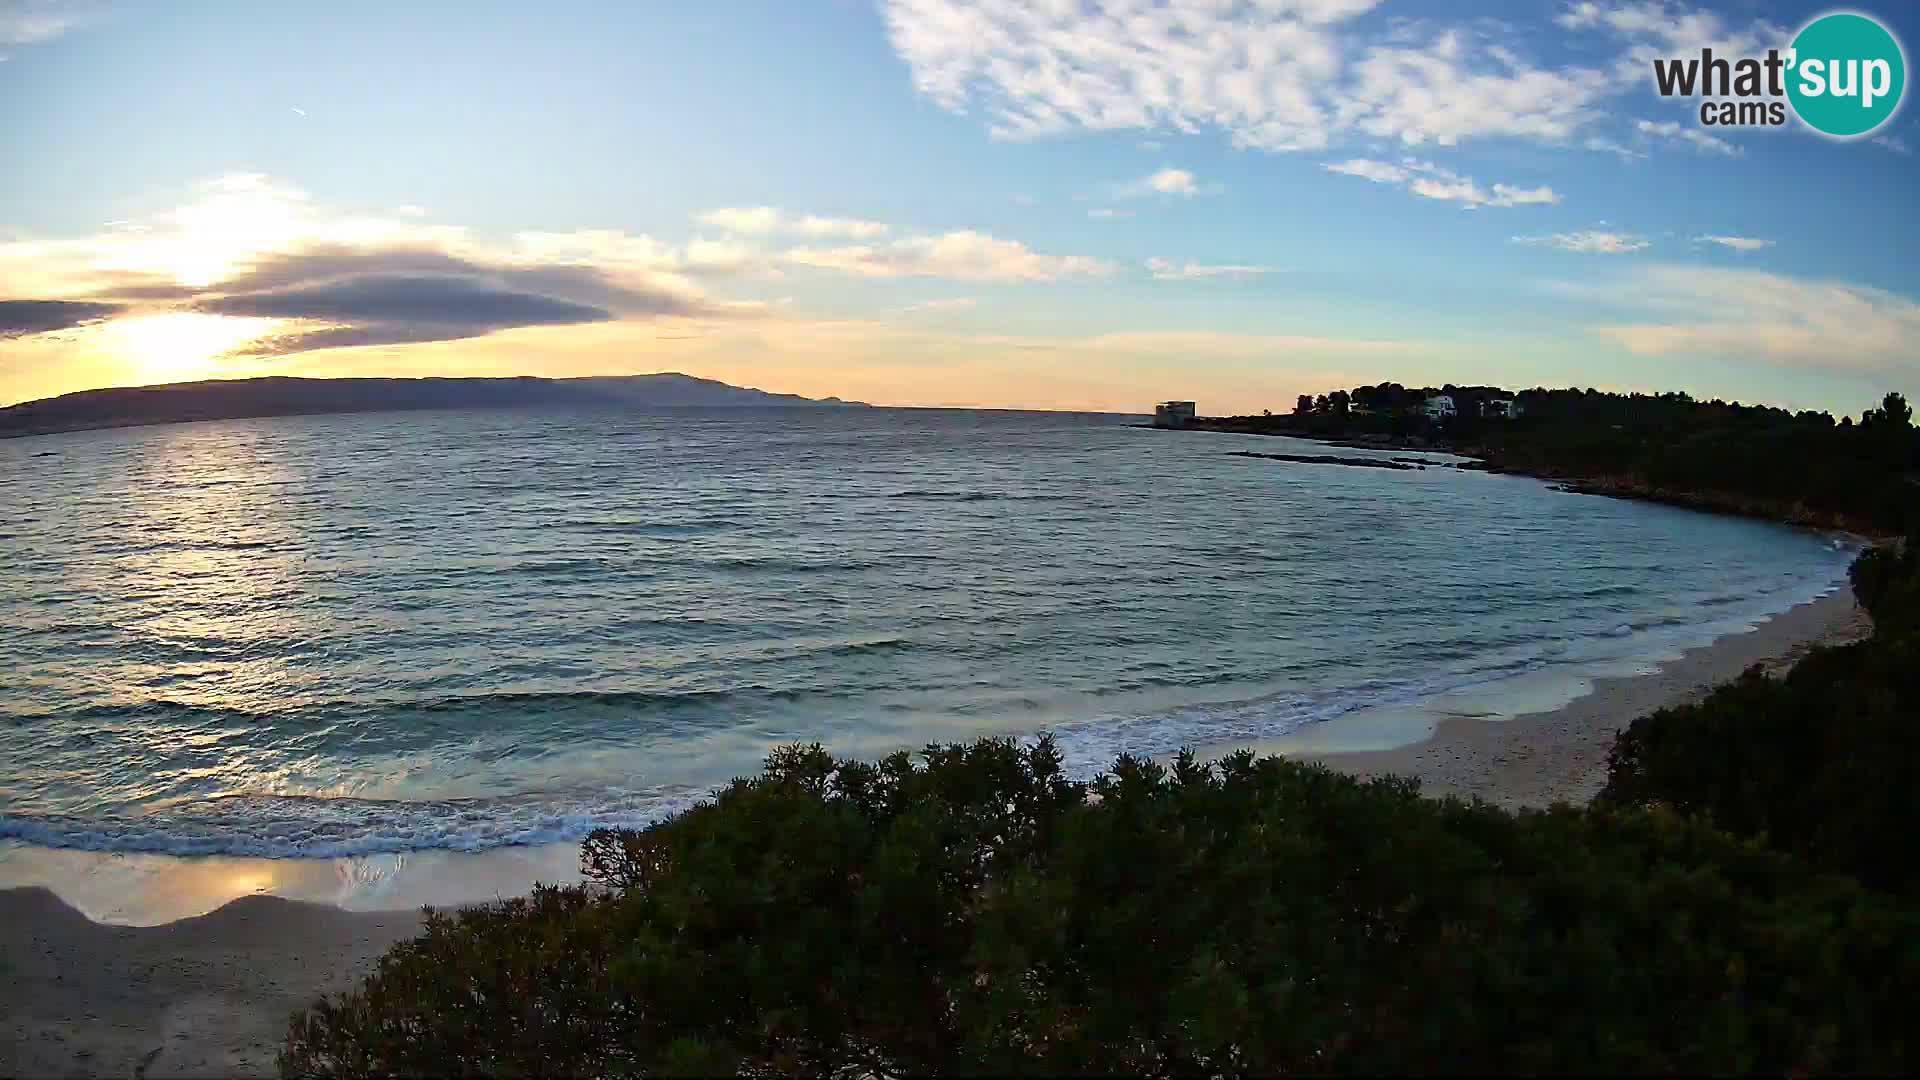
[[1299, 588, 1871, 808], [0, 887, 420, 1078], [0, 587, 1872, 1077]]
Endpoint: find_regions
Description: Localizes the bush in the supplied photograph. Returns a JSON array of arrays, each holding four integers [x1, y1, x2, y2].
[[284, 739, 1920, 1076], [1601, 540, 1920, 896]]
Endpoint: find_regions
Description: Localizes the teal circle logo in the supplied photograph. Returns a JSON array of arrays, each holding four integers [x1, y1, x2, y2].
[[1787, 12, 1906, 138]]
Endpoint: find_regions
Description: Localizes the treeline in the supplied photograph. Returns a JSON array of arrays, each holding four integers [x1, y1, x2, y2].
[[1215, 385, 1920, 535], [282, 541, 1920, 1076]]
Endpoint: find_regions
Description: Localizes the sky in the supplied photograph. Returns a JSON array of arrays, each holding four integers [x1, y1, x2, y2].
[[1, 0, 1916, 416]]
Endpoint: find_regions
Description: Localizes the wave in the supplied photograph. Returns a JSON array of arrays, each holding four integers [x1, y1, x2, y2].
[[880, 489, 1072, 503], [0, 789, 706, 859], [0, 684, 863, 731]]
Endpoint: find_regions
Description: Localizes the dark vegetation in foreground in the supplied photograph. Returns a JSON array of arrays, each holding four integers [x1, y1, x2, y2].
[[282, 540, 1920, 1076], [1202, 385, 1920, 536], [283, 744, 1919, 1076]]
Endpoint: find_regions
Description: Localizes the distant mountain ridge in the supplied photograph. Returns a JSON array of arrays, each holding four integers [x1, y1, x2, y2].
[[0, 373, 868, 439]]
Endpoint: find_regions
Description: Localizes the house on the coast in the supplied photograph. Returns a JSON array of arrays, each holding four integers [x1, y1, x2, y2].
[[1480, 398, 1520, 418], [1423, 394, 1457, 419], [1154, 401, 1197, 428]]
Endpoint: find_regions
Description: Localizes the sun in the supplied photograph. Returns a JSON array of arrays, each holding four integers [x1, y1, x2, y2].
[[100, 312, 283, 385]]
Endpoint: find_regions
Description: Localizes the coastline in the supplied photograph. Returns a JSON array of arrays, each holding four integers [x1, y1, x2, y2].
[[0, 584, 1873, 1076], [1281, 587, 1870, 808]]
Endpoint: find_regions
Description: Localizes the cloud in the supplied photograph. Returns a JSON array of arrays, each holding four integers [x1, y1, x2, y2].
[[783, 230, 1115, 281], [201, 274, 611, 327], [695, 206, 782, 233], [1323, 158, 1409, 183], [1116, 168, 1201, 198], [0, 0, 84, 47], [1087, 208, 1132, 220], [697, 207, 888, 239], [903, 297, 978, 312], [880, 0, 1633, 152], [1337, 29, 1613, 146], [1588, 264, 1920, 374], [0, 175, 736, 359], [1872, 135, 1912, 155], [1635, 119, 1740, 156], [1583, 135, 1647, 160], [1699, 235, 1770, 252], [1324, 156, 1559, 208], [1513, 230, 1650, 254], [0, 298, 119, 336], [1558, 2, 1786, 83], [1145, 258, 1277, 281], [186, 246, 706, 355]]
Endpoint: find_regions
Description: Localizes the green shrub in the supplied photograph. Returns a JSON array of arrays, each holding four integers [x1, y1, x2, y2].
[[284, 739, 1920, 1076], [1602, 540, 1920, 896]]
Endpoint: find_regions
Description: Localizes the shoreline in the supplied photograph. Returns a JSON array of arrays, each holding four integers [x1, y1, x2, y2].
[[1282, 587, 1870, 808], [1175, 422, 1903, 541]]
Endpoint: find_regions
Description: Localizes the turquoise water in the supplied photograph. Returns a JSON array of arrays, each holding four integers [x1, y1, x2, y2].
[[0, 407, 1854, 857]]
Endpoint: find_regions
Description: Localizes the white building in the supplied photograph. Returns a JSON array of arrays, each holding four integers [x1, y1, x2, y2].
[[1480, 398, 1519, 419], [1423, 394, 1457, 419], [1154, 400, 1197, 428]]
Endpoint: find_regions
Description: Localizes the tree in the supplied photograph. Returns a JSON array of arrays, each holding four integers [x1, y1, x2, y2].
[[1882, 391, 1912, 430], [1295, 394, 1313, 415]]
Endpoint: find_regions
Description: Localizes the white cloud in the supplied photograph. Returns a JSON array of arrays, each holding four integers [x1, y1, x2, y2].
[[903, 297, 978, 312], [1323, 158, 1409, 183], [880, 0, 1637, 152], [696, 206, 782, 234], [1699, 235, 1770, 252], [784, 230, 1115, 282], [1635, 119, 1740, 156], [1559, 2, 1787, 83], [1324, 157, 1559, 208], [1872, 135, 1912, 155], [1116, 168, 1202, 198], [1589, 264, 1920, 373], [790, 215, 891, 239], [1087, 208, 1133, 219], [697, 207, 888, 238], [1514, 230, 1650, 254], [1583, 135, 1646, 160], [1145, 258, 1277, 281], [0, 0, 83, 46], [1337, 30, 1613, 146]]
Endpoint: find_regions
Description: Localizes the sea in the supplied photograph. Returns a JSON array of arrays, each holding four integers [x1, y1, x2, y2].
[[0, 406, 1857, 873]]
